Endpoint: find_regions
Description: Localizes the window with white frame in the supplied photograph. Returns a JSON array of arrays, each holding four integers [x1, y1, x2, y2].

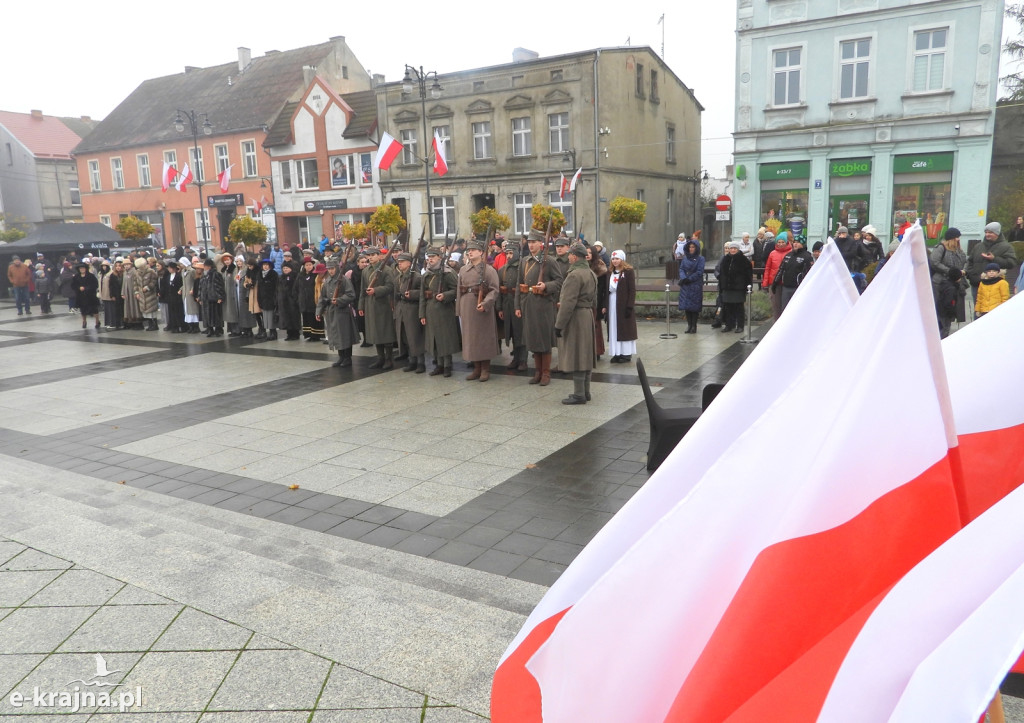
[[666, 188, 674, 226], [111, 158, 124, 190], [136, 154, 151, 188], [296, 158, 319, 190], [666, 125, 676, 163], [99, 214, 111, 227], [400, 129, 418, 165], [512, 117, 532, 157], [773, 47, 802, 106], [280, 161, 292, 191], [215, 144, 230, 173], [87, 160, 101, 191], [189, 147, 205, 183], [242, 140, 257, 177], [472, 121, 492, 159], [431, 196, 455, 236], [163, 150, 176, 168], [547, 192, 574, 233], [69, 180, 81, 206], [359, 152, 373, 184], [194, 209, 210, 240], [636, 190, 645, 230], [514, 193, 533, 235], [548, 112, 569, 154], [432, 124, 451, 162], [839, 39, 871, 100], [913, 28, 947, 92]]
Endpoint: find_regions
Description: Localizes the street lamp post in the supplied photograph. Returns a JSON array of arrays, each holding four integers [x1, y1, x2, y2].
[[173, 110, 213, 255], [402, 65, 442, 247], [690, 168, 709, 240]]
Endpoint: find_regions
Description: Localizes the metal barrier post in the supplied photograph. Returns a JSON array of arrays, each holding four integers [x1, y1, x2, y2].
[[659, 282, 677, 339], [740, 284, 758, 345]]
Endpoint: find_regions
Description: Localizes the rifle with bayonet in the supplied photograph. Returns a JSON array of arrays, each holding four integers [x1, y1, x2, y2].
[[412, 223, 427, 273], [479, 220, 495, 306]]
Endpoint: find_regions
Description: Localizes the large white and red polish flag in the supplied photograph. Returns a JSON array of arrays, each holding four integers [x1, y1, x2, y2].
[[493, 241, 860, 720], [161, 161, 177, 192], [432, 131, 448, 176], [218, 164, 234, 193], [174, 163, 193, 192], [373, 131, 403, 171], [516, 225, 969, 722]]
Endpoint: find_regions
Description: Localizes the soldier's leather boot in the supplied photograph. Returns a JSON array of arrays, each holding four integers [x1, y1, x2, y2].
[[584, 370, 592, 401], [415, 356, 426, 374], [403, 355, 418, 372], [369, 345, 385, 369], [381, 346, 394, 370], [529, 353, 542, 384], [428, 360, 444, 376], [539, 353, 552, 386], [268, 329, 278, 341], [479, 360, 491, 382], [442, 356, 452, 377], [466, 362, 482, 381], [562, 372, 587, 405]]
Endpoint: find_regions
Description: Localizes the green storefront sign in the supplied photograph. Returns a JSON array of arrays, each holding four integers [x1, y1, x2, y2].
[[829, 158, 872, 177], [892, 153, 954, 174], [759, 161, 811, 181]]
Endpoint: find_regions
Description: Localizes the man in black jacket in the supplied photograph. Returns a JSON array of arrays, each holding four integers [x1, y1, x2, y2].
[[832, 226, 866, 272], [773, 236, 815, 314]]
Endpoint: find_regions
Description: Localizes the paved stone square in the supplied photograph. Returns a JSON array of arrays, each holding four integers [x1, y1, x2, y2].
[[0, 300, 1016, 721]]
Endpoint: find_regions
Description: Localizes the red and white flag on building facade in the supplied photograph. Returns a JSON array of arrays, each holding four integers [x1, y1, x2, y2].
[[218, 164, 234, 193], [161, 161, 177, 192], [498, 226, 978, 722], [252, 196, 265, 215], [569, 167, 582, 192], [432, 131, 448, 176], [559, 173, 569, 200], [174, 163, 193, 192], [373, 131, 403, 171], [493, 241, 859, 720]]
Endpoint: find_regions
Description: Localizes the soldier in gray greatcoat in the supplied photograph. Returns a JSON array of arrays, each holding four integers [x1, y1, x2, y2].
[[358, 247, 397, 370], [514, 228, 564, 386], [555, 242, 598, 405], [393, 252, 426, 373], [456, 240, 500, 382], [418, 247, 460, 377], [220, 252, 241, 336], [497, 244, 526, 372], [316, 256, 358, 367]]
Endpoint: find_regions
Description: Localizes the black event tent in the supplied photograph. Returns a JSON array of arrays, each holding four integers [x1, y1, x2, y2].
[[0, 223, 125, 257]]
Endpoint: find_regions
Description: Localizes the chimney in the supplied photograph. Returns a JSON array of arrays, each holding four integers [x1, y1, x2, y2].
[[30, 109, 43, 119], [80, 116, 91, 122], [238, 46, 251, 73], [371, 73, 386, 88], [184, 66, 199, 73], [302, 65, 317, 86], [512, 48, 539, 63]]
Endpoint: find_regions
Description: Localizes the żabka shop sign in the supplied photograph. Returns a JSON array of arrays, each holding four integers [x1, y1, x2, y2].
[[829, 159, 872, 177]]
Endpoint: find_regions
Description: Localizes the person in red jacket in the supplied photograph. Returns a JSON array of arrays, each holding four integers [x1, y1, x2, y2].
[[7, 256, 32, 315], [761, 231, 792, 321]]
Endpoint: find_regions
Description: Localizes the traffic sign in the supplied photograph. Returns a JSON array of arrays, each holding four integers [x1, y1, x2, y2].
[[716, 195, 732, 211], [716, 211, 731, 222]]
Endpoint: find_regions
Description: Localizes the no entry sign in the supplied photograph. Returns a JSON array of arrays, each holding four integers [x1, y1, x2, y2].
[[716, 195, 732, 212]]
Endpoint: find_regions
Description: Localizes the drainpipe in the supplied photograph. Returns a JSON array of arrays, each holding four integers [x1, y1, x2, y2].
[[593, 50, 601, 241]]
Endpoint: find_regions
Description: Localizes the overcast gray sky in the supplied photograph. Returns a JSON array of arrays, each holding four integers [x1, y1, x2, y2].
[[2, 0, 736, 175]]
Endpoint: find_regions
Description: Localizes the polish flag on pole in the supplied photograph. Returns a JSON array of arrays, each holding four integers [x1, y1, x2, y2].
[[569, 167, 583, 192], [218, 164, 234, 193], [161, 162, 178, 192], [514, 226, 970, 722], [432, 131, 448, 176], [175, 163, 193, 192], [559, 173, 569, 200], [373, 131, 403, 171], [493, 242, 859, 720], [252, 197, 263, 215]]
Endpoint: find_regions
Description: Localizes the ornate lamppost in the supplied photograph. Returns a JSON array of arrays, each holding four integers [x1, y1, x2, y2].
[[173, 110, 213, 254], [402, 65, 442, 246]]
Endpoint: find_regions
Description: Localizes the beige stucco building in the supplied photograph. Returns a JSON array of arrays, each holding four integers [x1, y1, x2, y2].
[[376, 46, 702, 263]]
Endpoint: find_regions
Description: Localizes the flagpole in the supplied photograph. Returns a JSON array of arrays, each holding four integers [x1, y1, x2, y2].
[[173, 109, 213, 255]]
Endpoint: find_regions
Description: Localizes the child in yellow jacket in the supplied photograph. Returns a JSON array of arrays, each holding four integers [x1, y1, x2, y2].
[[975, 263, 1010, 317]]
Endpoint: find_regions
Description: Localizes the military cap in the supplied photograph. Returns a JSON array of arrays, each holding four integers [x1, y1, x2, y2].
[[568, 242, 588, 257], [325, 256, 340, 269], [466, 239, 485, 252], [395, 252, 413, 262], [554, 237, 571, 247], [359, 247, 377, 257], [527, 228, 546, 243], [425, 247, 442, 257]]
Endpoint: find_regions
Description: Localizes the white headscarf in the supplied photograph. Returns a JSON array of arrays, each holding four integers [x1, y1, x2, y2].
[[611, 250, 626, 262]]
